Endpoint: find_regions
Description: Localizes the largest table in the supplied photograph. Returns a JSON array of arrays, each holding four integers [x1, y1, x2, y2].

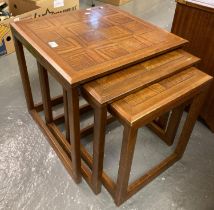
[[11, 5, 187, 184]]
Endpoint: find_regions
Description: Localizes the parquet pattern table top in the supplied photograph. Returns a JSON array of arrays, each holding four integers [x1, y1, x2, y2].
[[11, 5, 187, 85], [83, 49, 199, 104], [111, 67, 212, 124]]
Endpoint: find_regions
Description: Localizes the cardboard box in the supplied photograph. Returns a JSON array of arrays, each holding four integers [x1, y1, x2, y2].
[[0, 0, 79, 56]]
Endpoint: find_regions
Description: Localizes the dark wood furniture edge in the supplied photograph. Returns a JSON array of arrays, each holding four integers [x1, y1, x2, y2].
[[176, 0, 214, 13]]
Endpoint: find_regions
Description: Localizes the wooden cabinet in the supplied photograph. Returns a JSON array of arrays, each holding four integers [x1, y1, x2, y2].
[[172, 0, 214, 132]]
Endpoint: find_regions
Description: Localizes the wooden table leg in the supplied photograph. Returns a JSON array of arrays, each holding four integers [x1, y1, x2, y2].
[[67, 87, 82, 183], [63, 88, 70, 142], [14, 37, 34, 111], [115, 125, 138, 206], [175, 91, 208, 157], [91, 106, 107, 194], [155, 113, 170, 130], [37, 62, 53, 123], [148, 105, 185, 146], [164, 104, 185, 145]]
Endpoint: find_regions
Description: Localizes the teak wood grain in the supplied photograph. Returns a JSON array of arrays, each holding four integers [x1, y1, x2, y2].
[[100, 68, 212, 205], [177, 0, 214, 12], [83, 49, 199, 105], [172, 1, 214, 131], [81, 67, 212, 206], [110, 67, 212, 126], [12, 4, 205, 205], [11, 5, 187, 86], [98, 0, 132, 6], [81, 49, 201, 195]]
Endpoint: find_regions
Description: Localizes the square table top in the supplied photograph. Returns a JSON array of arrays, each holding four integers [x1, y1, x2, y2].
[[11, 5, 187, 86]]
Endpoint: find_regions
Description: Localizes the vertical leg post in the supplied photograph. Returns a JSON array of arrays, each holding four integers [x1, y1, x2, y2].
[[91, 106, 107, 194], [14, 37, 34, 111], [165, 104, 185, 145], [37, 62, 53, 123], [155, 113, 169, 130], [67, 87, 82, 183], [63, 88, 70, 142], [175, 91, 208, 157], [115, 125, 138, 206]]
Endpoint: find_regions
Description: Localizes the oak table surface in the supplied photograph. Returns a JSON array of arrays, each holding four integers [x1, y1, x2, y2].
[[11, 5, 187, 86]]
